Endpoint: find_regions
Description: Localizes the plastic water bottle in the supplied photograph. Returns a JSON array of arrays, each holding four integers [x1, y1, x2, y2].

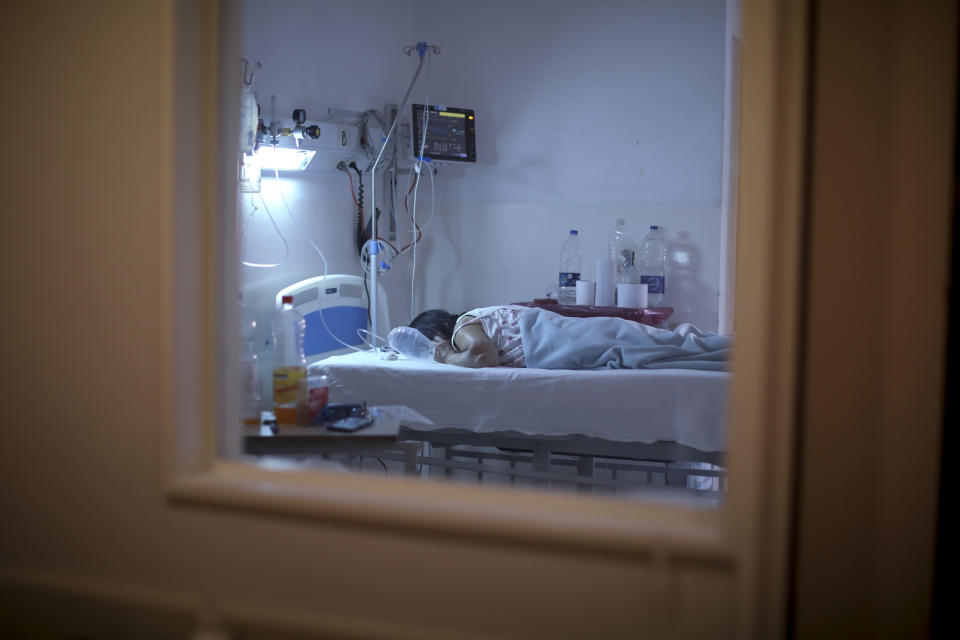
[[558, 229, 581, 305], [306, 372, 329, 424], [239, 296, 262, 425], [608, 218, 637, 283], [388, 326, 436, 360], [638, 225, 666, 306], [271, 295, 306, 424]]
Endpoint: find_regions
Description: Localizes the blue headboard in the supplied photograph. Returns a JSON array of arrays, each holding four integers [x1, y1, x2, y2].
[[275, 274, 389, 362]]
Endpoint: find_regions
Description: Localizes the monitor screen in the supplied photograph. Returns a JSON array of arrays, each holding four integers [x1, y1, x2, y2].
[[410, 104, 476, 163]]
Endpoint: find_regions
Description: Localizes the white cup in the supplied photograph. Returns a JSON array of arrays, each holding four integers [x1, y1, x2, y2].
[[616, 283, 648, 309], [576, 280, 597, 305]]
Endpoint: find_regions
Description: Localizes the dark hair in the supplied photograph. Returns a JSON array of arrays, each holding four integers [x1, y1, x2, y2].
[[409, 309, 458, 342]]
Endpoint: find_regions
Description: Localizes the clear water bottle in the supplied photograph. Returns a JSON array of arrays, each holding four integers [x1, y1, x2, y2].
[[306, 372, 329, 424], [638, 225, 666, 307], [608, 218, 637, 283], [271, 294, 307, 424], [239, 296, 262, 425], [388, 326, 436, 360], [558, 229, 581, 305]]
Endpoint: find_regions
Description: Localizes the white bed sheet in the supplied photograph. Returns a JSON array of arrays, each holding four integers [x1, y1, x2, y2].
[[309, 351, 729, 452]]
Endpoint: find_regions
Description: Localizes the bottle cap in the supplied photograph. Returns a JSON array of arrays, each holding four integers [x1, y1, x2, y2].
[[617, 218, 625, 225], [650, 225, 658, 230], [569, 229, 578, 235], [281, 295, 294, 304]]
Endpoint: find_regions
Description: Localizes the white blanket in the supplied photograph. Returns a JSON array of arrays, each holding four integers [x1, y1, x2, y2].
[[309, 351, 728, 452], [521, 308, 732, 370]]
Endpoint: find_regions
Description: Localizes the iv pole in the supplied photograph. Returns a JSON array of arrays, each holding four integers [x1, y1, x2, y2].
[[369, 42, 438, 348]]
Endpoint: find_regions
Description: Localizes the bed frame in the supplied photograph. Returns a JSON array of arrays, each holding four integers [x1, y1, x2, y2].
[[395, 427, 726, 493], [246, 422, 725, 493], [284, 351, 726, 494]]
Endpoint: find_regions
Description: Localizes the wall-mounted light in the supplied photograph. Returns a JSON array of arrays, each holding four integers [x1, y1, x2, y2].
[[239, 154, 261, 193], [254, 143, 316, 171]]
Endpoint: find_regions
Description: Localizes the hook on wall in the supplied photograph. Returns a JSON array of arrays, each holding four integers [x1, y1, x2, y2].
[[403, 43, 441, 57]]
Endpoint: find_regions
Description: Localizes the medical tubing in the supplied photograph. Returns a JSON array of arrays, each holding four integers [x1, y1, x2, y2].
[[352, 162, 364, 214], [357, 329, 389, 350], [394, 170, 425, 254], [358, 110, 377, 161], [409, 101, 431, 312], [370, 53, 426, 246], [391, 166, 400, 243], [240, 193, 289, 268], [408, 170, 431, 310], [410, 205, 417, 314], [400, 166, 435, 301], [418, 165, 437, 231], [340, 166, 360, 209], [370, 52, 428, 347], [360, 109, 393, 164], [409, 173, 423, 314], [352, 164, 402, 277], [397, 107, 431, 254], [363, 268, 372, 326], [371, 55, 425, 178], [344, 166, 406, 259], [239, 194, 258, 235], [355, 176, 366, 257], [339, 163, 381, 259], [271, 166, 370, 352]]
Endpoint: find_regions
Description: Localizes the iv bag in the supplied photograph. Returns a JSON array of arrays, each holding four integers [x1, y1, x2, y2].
[[239, 86, 258, 154], [387, 327, 436, 360]]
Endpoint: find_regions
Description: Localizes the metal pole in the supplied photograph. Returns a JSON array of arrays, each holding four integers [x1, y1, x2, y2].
[[369, 46, 430, 348]]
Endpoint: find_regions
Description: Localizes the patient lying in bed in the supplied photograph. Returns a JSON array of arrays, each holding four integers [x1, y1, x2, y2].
[[409, 305, 731, 371]]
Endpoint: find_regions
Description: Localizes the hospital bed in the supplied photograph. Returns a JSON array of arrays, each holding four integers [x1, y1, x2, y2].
[[308, 351, 728, 493], [259, 276, 728, 493]]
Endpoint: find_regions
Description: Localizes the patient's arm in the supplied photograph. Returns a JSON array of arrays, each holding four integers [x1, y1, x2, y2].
[[434, 321, 499, 368]]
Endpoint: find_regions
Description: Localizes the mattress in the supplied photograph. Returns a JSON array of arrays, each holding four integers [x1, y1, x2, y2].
[[309, 351, 728, 452]]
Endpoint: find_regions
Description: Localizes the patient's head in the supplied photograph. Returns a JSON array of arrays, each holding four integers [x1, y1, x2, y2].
[[410, 309, 457, 342]]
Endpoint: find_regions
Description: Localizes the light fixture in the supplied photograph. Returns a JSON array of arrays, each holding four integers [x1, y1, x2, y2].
[[239, 154, 261, 193], [254, 138, 316, 171]]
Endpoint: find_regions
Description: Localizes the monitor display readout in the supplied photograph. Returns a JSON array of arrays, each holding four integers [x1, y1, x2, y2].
[[411, 105, 476, 162]]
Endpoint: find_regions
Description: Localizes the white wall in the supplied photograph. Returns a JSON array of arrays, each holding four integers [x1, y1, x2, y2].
[[239, 0, 417, 344], [242, 0, 726, 339], [410, 0, 724, 327]]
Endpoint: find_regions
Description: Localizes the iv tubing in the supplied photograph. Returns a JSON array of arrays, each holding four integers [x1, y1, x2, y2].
[[241, 193, 289, 268], [424, 166, 437, 229], [410, 98, 431, 315], [370, 49, 429, 349], [272, 163, 368, 353]]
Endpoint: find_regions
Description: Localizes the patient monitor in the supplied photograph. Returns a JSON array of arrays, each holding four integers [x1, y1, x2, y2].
[[399, 104, 476, 165]]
